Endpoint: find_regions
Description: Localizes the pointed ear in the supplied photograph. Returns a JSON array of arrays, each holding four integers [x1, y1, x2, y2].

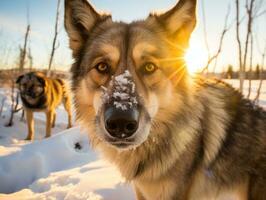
[[149, 0, 197, 46], [64, 0, 111, 56]]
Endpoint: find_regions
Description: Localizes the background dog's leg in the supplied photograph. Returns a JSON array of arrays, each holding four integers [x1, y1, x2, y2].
[[20, 109, 25, 122], [45, 110, 52, 138], [63, 96, 72, 129], [66, 110, 72, 129], [52, 112, 56, 128], [25, 110, 34, 140], [134, 185, 146, 200]]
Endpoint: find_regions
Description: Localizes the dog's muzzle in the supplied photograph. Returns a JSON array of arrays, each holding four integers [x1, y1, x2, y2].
[[104, 106, 139, 139], [25, 90, 36, 98]]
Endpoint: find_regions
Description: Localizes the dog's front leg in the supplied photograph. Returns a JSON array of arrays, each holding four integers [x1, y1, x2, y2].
[[25, 110, 34, 140], [134, 185, 146, 200], [45, 110, 53, 138], [63, 96, 72, 129], [52, 112, 56, 128], [67, 112, 72, 129]]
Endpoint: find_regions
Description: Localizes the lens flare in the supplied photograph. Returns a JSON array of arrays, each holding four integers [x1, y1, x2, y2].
[[185, 38, 208, 74]]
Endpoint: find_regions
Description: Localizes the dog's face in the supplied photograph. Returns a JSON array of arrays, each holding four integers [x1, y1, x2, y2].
[[65, 0, 196, 150], [16, 72, 45, 103]]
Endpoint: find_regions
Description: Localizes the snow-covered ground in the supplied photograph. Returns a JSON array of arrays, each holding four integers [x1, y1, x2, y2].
[[0, 88, 134, 200], [0, 80, 265, 200], [225, 79, 266, 108]]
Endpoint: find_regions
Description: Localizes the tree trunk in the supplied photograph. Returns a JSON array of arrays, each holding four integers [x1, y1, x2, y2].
[[19, 25, 30, 72], [254, 43, 266, 103], [47, 0, 61, 76], [0, 97, 6, 117], [5, 83, 19, 127], [28, 46, 33, 70], [247, 35, 253, 99], [236, 0, 244, 92], [201, 4, 231, 74]]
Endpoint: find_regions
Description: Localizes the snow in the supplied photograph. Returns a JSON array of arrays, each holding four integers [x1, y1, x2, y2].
[[0, 88, 134, 200], [102, 70, 138, 111], [225, 79, 266, 108], [0, 80, 265, 199], [0, 128, 95, 193]]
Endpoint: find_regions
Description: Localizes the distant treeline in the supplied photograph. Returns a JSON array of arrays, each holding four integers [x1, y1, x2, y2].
[[224, 65, 266, 79], [0, 69, 69, 88]]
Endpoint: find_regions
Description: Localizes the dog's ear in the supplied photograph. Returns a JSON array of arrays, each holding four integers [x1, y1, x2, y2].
[[16, 75, 24, 84], [148, 0, 197, 46], [37, 77, 45, 87], [64, 0, 111, 57]]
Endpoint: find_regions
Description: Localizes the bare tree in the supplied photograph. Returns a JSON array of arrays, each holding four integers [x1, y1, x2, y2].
[[254, 40, 266, 103], [201, 4, 232, 74], [5, 82, 20, 127], [201, 0, 210, 74], [235, 0, 244, 92], [247, 33, 254, 98], [3, 47, 12, 69], [235, 0, 264, 93], [243, 0, 256, 98], [5, 70, 24, 126], [5, 82, 15, 127], [243, 0, 256, 80], [6, 6, 31, 126], [47, 0, 61, 76], [28, 45, 33, 70], [19, 24, 30, 72], [0, 96, 6, 117]]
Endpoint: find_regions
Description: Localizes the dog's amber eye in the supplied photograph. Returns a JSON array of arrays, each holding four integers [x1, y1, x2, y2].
[[143, 63, 157, 74], [95, 62, 110, 74]]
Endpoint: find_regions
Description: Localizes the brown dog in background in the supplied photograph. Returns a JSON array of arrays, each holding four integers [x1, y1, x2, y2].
[[16, 72, 72, 140]]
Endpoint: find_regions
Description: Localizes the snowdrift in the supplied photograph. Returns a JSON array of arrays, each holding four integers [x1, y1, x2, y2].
[[0, 127, 134, 200]]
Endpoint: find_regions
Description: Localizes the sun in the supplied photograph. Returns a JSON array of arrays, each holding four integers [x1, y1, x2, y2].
[[185, 38, 208, 74]]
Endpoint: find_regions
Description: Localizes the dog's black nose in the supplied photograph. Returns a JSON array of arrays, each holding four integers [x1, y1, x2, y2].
[[104, 106, 139, 139]]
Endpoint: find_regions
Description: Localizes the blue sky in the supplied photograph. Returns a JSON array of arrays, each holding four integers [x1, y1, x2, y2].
[[0, 0, 265, 72]]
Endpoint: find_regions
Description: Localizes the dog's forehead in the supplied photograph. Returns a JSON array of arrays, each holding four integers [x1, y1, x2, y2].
[[129, 25, 163, 54], [90, 24, 126, 47], [20, 74, 31, 83], [21, 74, 39, 84], [89, 22, 163, 59]]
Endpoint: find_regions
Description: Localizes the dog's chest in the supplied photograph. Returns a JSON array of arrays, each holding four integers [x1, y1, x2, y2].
[[135, 170, 248, 200], [135, 178, 178, 200], [188, 170, 248, 200]]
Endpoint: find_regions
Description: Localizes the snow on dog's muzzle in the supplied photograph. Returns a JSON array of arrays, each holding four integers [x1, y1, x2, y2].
[[101, 70, 139, 139]]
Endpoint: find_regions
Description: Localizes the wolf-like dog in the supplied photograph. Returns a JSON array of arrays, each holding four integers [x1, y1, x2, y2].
[[16, 72, 72, 140], [64, 0, 266, 199]]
